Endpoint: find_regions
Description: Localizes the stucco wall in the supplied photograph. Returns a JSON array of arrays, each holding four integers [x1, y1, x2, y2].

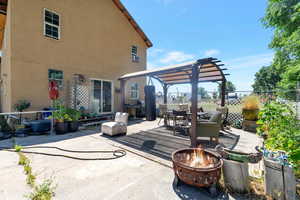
[[2, 0, 148, 112], [0, 0, 11, 112]]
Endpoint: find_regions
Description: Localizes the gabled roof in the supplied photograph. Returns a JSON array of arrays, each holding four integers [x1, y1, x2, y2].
[[0, 0, 153, 49], [112, 0, 153, 48]]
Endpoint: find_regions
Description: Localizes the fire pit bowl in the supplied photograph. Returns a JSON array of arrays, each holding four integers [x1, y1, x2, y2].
[[172, 148, 223, 189]]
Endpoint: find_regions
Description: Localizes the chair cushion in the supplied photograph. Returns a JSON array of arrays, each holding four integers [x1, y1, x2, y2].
[[101, 122, 127, 136], [115, 112, 128, 125]]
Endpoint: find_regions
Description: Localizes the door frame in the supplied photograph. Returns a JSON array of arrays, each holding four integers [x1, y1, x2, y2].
[[90, 78, 114, 114]]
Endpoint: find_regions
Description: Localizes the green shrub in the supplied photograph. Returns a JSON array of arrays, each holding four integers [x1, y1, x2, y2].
[[257, 101, 300, 177]]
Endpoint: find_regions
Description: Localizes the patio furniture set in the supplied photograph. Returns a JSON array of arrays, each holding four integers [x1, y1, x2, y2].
[[158, 104, 228, 144]]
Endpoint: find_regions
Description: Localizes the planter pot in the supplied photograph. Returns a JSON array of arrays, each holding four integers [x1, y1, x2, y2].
[[242, 120, 259, 133], [216, 145, 263, 164], [55, 122, 68, 134], [68, 121, 79, 132], [222, 159, 249, 193], [0, 131, 12, 140], [264, 158, 296, 200], [242, 109, 259, 121]]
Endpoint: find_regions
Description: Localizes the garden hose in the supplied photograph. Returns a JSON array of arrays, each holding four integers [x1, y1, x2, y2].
[[0, 146, 126, 160]]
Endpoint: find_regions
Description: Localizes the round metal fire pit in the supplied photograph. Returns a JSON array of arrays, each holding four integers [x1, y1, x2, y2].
[[172, 148, 223, 188]]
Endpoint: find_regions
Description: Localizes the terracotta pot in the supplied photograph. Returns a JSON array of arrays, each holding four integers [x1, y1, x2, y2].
[[242, 109, 259, 121], [55, 122, 68, 134]]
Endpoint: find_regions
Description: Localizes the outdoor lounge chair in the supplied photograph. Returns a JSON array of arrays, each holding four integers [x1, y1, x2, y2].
[[195, 111, 222, 143], [101, 112, 128, 136]]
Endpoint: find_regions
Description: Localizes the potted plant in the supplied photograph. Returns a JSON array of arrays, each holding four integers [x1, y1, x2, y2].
[[241, 95, 260, 132], [52, 104, 70, 134], [13, 100, 31, 112], [66, 108, 81, 132], [242, 95, 260, 121], [13, 99, 31, 122]]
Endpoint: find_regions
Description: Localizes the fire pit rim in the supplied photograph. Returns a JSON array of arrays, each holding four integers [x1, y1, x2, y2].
[[171, 148, 223, 172]]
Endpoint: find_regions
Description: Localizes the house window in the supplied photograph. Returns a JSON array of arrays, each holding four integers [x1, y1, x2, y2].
[[44, 9, 60, 40], [130, 83, 139, 99], [131, 46, 139, 63], [48, 69, 63, 88]]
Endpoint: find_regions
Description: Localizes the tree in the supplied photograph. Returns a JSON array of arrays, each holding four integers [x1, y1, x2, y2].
[[278, 63, 300, 100], [198, 87, 209, 99], [252, 65, 281, 93], [253, 0, 300, 97], [218, 81, 236, 94]]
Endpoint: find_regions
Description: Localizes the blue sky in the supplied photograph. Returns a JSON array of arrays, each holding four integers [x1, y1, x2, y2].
[[122, 0, 274, 93]]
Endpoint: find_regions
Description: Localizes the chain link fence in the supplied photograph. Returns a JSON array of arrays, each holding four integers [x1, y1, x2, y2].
[[156, 88, 300, 126]]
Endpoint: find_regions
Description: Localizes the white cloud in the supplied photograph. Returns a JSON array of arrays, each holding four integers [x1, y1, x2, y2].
[[225, 53, 274, 70], [159, 51, 195, 64], [148, 48, 164, 57], [204, 49, 220, 57]]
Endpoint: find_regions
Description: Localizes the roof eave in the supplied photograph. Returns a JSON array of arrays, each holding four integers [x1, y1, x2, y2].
[[112, 0, 153, 48]]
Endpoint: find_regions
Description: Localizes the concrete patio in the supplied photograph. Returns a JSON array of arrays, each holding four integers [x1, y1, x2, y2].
[[0, 119, 263, 200]]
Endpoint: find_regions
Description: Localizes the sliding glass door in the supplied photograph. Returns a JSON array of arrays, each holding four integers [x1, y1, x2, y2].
[[91, 79, 113, 114]]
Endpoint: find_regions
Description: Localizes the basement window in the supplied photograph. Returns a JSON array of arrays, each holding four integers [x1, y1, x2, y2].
[[44, 9, 60, 40], [131, 46, 140, 63], [48, 69, 63, 88]]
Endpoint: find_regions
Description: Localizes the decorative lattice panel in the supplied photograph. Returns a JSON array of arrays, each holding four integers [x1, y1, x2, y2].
[[70, 83, 90, 111]]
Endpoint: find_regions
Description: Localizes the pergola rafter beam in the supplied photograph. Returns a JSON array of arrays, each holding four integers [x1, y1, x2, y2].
[[163, 73, 229, 84], [156, 68, 227, 79]]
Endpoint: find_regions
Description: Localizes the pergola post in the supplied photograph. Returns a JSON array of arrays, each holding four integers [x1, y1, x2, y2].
[[163, 83, 168, 126], [120, 79, 126, 112], [190, 64, 199, 147], [221, 80, 226, 107], [163, 84, 168, 104]]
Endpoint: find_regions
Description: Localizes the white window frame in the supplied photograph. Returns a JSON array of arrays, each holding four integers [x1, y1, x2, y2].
[[131, 45, 139, 63], [130, 82, 139, 100], [48, 69, 64, 89], [43, 8, 61, 40], [90, 78, 114, 114]]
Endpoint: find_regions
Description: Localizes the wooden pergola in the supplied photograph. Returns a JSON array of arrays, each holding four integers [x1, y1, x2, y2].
[[119, 57, 229, 147]]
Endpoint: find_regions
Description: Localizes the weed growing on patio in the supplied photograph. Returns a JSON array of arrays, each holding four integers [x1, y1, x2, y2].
[[14, 144, 23, 152], [26, 173, 36, 188], [16, 149, 56, 199], [18, 152, 28, 165], [17, 152, 36, 187], [27, 179, 56, 200]]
